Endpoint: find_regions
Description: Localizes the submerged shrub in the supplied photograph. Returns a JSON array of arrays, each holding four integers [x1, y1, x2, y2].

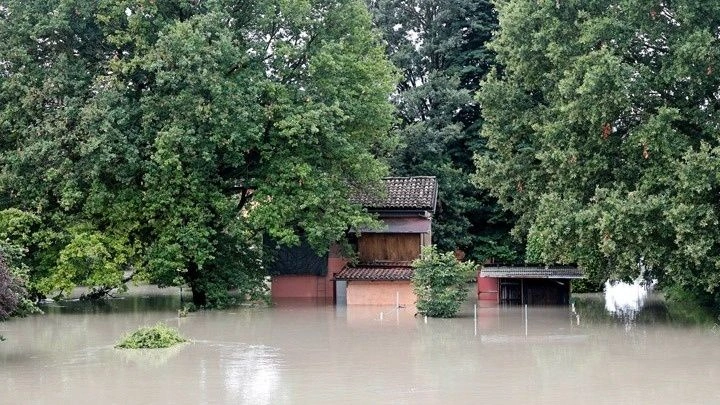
[[116, 323, 187, 349], [412, 246, 476, 318], [0, 244, 41, 319], [0, 256, 19, 320]]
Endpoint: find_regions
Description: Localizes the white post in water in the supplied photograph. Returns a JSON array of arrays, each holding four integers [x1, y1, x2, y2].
[[424, 315, 428, 324], [380, 312, 383, 321], [474, 304, 478, 336], [524, 304, 528, 336], [396, 291, 399, 308]]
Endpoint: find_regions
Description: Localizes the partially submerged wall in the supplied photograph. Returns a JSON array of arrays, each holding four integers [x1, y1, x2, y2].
[[346, 280, 415, 307], [271, 274, 333, 300], [478, 277, 499, 304]]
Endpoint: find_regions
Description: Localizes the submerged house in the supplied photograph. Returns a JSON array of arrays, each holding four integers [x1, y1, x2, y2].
[[478, 265, 584, 305], [269, 175, 581, 307], [334, 176, 437, 306], [269, 176, 438, 306]]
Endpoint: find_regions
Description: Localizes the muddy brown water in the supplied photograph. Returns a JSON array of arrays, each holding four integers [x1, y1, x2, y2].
[[2, 288, 720, 405]]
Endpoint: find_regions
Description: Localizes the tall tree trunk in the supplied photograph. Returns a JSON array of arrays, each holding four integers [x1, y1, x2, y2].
[[186, 262, 207, 307]]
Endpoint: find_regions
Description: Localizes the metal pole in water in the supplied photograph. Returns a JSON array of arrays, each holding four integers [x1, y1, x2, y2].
[[474, 304, 478, 336], [380, 312, 383, 321], [424, 315, 427, 324], [524, 304, 528, 336]]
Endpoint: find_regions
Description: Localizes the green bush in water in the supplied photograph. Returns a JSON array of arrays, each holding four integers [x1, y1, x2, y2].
[[116, 323, 187, 349], [412, 246, 476, 318]]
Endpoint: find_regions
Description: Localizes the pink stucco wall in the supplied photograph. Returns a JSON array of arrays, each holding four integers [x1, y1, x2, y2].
[[271, 275, 334, 299], [346, 280, 416, 307], [357, 217, 431, 233], [478, 277, 499, 303], [271, 244, 348, 300]]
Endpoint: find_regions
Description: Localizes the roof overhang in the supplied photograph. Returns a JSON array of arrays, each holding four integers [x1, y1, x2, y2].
[[480, 266, 584, 279], [334, 265, 414, 281], [354, 217, 431, 234], [367, 209, 433, 218]]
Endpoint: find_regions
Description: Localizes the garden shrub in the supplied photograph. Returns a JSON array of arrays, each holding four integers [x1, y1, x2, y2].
[[412, 246, 476, 318]]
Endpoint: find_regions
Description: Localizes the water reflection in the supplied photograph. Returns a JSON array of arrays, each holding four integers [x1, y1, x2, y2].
[[574, 293, 717, 328], [220, 344, 283, 405], [40, 286, 184, 315], [116, 344, 188, 367]]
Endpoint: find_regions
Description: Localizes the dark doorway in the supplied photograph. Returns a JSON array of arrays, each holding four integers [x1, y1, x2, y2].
[[500, 279, 570, 305], [500, 279, 521, 304], [524, 279, 570, 305]]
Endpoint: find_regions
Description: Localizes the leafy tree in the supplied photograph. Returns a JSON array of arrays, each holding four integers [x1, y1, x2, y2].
[[0, 0, 396, 307], [0, 248, 37, 320], [412, 246, 476, 317], [0, 254, 20, 320], [0, 209, 40, 315], [475, 0, 720, 307], [367, 0, 519, 263]]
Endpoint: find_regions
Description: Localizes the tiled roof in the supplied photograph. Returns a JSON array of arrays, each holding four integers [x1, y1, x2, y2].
[[334, 265, 414, 281], [480, 266, 584, 279], [351, 177, 438, 212]]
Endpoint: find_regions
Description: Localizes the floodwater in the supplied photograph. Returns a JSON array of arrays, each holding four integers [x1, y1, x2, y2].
[[2, 287, 720, 405]]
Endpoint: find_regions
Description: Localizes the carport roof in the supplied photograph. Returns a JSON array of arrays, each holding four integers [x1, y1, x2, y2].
[[480, 266, 584, 279]]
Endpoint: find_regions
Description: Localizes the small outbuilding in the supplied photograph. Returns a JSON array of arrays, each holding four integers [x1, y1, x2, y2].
[[478, 265, 584, 305], [269, 176, 438, 306]]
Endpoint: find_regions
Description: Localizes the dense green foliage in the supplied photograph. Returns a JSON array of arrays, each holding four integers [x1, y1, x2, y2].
[[475, 0, 720, 306], [412, 246, 476, 317], [571, 278, 604, 294], [0, 0, 396, 307], [367, 0, 519, 262], [115, 323, 187, 349]]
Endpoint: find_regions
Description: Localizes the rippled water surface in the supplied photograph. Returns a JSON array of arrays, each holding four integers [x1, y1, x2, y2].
[[2, 287, 720, 405]]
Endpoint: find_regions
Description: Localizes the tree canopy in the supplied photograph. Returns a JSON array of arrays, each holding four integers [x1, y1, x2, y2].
[[475, 0, 720, 306], [0, 0, 396, 307], [367, 0, 519, 263]]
